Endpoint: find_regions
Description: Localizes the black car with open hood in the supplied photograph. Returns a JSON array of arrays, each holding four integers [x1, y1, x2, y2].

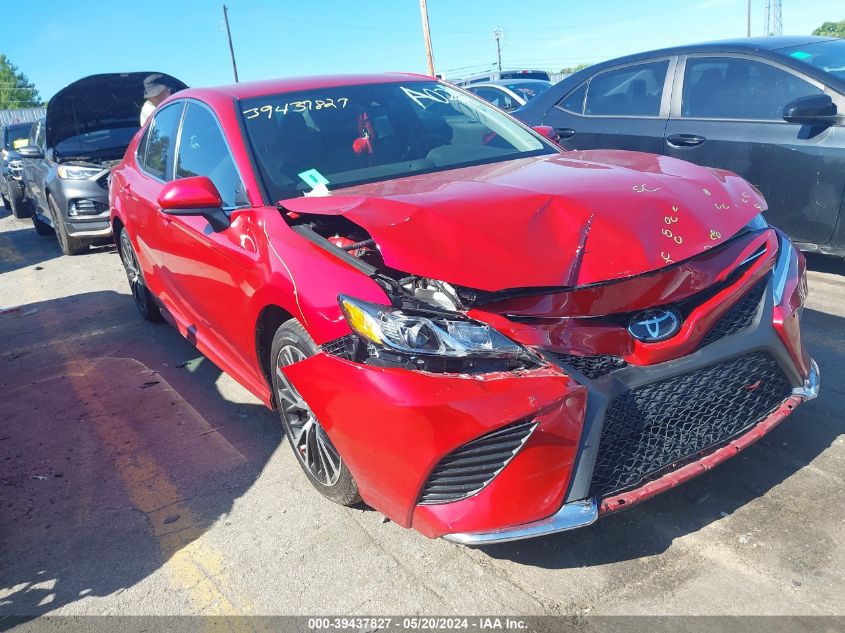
[[20, 72, 187, 255]]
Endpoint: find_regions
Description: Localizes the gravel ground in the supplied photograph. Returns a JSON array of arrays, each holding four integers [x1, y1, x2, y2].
[[0, 208, 842, 619]]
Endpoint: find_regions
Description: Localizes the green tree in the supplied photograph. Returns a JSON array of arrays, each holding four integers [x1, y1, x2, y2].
[[812, 19, 845, 38], [558, 62, 592, 75], [0, 54, 42, 109]]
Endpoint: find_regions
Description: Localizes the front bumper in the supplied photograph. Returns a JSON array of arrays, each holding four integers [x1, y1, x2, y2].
[[283, 233, 816, 542], [443, 359, 818, 545], [51, 173, 112, 238]]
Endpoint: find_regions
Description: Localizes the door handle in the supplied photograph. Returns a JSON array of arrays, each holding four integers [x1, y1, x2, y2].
[[555, 128, 576, 139], [666, 134, 706, 148]]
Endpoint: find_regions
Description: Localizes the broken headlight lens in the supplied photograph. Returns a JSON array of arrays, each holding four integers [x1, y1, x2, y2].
[[339, 295, 524, 358], [57, 165, 100, 180]]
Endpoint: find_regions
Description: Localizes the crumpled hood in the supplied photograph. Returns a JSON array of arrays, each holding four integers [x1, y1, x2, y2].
[[280, 150, 766, 292], [47, 72, 187, 151]]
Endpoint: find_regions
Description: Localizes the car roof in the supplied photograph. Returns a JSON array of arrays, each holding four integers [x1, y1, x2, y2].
[[580, 35, 839, 70], [177, 73, 435, 102], [470, 79, 551, 87]]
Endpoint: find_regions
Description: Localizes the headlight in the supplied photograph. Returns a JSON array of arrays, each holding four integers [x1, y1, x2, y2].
[[339, 295, 525, 359], [57, 165, 101, 180]]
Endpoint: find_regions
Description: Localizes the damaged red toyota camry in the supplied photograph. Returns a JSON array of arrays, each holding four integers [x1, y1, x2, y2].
[[110, 74, 819, 544]]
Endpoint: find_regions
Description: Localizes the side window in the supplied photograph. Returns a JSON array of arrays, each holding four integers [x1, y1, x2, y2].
[[143, 103, 183, 180], [682, 57, 823, 120], [585, 61, 669, 117], [557, 83, 587, 114], [176, 102, 248, 209]]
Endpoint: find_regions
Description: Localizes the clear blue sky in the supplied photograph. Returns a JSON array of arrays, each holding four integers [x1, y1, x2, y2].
[[4, 0, 840, 101]]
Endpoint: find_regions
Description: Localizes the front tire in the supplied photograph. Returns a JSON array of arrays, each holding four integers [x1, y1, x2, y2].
[[271, 320, 361, 506], [48, 195, 87, 256], [8, 184, 31, 219], [119, 227, 162, 322], [31, 209, 53, 236]]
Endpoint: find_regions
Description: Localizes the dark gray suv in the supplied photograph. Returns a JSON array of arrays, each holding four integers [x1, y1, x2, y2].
[[1, 121, 35, 219], [19, 72, 185, 255]]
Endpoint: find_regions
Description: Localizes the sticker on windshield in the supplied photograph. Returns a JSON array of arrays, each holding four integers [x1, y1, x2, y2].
[[12, 139, 27, 149], [298, 169, 330, 197], [789, 51, 812, 60]]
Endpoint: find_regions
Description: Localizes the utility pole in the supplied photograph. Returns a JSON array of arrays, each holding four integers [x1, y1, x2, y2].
[[419, 0, 436, 76], [493, 28, 503, 71], [763, 0, 782, 36], [746, 0, 751, 37], [223, 4, 240, 82]]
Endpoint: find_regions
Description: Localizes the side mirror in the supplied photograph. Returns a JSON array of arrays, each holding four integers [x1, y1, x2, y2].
[[783, 94, 838, 126], [157, 176, 230, 231], [532, 125, 561, 144], [17, 145, 43, 159]]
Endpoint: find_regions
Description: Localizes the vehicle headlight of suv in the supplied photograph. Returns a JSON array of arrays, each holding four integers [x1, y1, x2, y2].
[[338, 295, 540, 372], [57, 165, 101, 180]]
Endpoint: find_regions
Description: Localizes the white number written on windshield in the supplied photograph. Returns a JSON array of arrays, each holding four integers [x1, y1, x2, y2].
[[242, 97, 349, 119]]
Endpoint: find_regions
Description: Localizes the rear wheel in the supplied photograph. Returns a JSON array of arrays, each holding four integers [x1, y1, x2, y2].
[[119, 228, 162, 322], [271, 320, 360, 506], [48, 195, 87, 256]]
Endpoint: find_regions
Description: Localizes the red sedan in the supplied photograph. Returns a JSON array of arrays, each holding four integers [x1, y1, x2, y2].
[[109, 74, 818, 544]]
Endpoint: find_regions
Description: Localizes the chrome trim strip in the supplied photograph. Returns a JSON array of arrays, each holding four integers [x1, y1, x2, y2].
[[442, 497, 598, 545], [792, 359, 820, 401], [67, 227, 113, 238]]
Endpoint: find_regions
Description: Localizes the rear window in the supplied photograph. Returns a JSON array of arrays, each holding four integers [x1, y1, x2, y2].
[[502, 81, 551, 101], [500, 71, 551, 81]]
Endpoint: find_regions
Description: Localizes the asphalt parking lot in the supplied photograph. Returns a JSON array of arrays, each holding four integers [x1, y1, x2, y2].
[[0, 208, 843, 618]]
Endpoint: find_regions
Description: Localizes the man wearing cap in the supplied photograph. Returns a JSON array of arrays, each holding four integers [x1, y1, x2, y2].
[[140, 74, 172, 126]]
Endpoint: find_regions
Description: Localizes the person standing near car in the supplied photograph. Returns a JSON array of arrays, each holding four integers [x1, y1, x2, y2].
[[140, 74, 173, 126]]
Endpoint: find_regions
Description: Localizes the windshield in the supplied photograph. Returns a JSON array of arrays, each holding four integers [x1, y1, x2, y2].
[[55, 125, 139, 160], [3, 123, 32, 150], [780, 40, 845, 81], [503, 81, 551, 101], [239, 80, 554, 200]]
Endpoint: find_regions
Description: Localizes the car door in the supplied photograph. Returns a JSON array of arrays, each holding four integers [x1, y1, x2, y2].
[[120, 101, 185, 300], [664, 54, 845, 246], [24, 120, 49, 214], [540, 58, 675, 153], [153, 100, 256, 377]]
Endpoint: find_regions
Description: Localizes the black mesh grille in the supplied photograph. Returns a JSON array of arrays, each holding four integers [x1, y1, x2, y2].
[[549, 352, 628, 379], [320, 335, 358, 359], [700, 278, 767, 347], [419, 419, 536, 504], [590, 351, 792, 499]]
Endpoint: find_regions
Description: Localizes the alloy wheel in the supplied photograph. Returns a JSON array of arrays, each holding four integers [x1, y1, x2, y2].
[[275, 345, 342, 486], [120, 232, 148, 314]]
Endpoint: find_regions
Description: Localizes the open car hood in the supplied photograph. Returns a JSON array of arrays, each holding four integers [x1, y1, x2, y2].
[[280, 151, 767, 292], [46, 72, 187, 151]]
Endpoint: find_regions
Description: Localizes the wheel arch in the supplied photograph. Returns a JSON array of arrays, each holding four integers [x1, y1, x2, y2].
[[255, 303, 296, 407]]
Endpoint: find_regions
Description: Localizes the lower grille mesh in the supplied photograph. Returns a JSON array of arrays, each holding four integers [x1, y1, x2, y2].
[[590, 351, 791, 499], [550, 353, 628, 379], [419, 419, 536, 504], [700, 278, 767, 347]]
